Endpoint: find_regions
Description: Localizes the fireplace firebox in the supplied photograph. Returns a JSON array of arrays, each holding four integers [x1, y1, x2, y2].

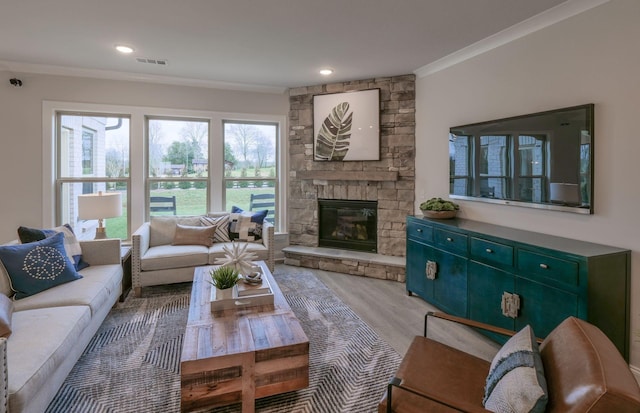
[[318, 199, 377, 253]]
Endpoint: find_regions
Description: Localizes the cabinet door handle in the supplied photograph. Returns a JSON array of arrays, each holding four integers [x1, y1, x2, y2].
[[501, 292, 520, 319], [426, 261, 437, 280], [486, 248, 493, 253], [416, 228, 423, 233], [539, 263, 548, 269], [446, 237, 453, 242]]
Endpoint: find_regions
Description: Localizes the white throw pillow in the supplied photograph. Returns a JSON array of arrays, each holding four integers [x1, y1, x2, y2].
[[483, 325, 548, 413], [200, 215, 231, 243]]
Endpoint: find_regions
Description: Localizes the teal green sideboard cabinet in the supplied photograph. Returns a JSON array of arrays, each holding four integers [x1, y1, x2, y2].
[[406, 216, 631, 360]]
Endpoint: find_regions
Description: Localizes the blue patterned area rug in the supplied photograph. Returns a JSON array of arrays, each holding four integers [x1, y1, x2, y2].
[[46, 265, 401, 413]]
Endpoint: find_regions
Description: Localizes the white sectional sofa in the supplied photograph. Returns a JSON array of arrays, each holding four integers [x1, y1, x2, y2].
[[131, 212, 274, 297], [0, 238, 122, 413]]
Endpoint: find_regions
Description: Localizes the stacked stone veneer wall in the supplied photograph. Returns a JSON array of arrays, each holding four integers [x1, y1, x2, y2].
[[283, 248, 406, 283], [286, 75, 415, 279]]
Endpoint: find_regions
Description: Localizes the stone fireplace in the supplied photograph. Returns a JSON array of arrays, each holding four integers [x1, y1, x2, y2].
[[284, 75, 415, 282]]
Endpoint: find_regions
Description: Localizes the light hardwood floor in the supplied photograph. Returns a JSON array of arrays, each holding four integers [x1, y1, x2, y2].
[[284, 264, 500, 360]]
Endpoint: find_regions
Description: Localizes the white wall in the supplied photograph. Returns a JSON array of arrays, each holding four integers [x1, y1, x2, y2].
[[0, 73, 288, 242], [415, 0, 640, 366]]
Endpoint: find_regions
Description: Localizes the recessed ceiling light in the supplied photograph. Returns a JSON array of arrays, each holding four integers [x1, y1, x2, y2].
[[319, 68, 334, 76], [115, 45, 135, 54]]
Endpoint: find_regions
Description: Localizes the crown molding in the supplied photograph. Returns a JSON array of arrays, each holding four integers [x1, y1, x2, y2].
[[0, 60, 287, 94], [415, 0, 610, 78]]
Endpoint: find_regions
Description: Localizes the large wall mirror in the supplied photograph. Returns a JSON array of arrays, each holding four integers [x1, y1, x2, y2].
[[449, 104, 594, 214]]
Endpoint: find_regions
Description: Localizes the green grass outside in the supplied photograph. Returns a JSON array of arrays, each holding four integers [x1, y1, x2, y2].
[[105, 186, 275, 240], [224, 166, 276, 179]]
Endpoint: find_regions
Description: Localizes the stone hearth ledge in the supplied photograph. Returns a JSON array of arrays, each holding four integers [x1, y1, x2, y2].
[[283, 245, 405, 282]]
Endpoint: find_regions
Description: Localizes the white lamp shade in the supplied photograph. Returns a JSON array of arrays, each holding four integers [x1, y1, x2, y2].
[[78, 192, 122, 220]]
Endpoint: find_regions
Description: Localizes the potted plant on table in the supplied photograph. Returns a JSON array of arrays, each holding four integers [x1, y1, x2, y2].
[[419, 197, 460, 219], [209, 266, 240, 300]]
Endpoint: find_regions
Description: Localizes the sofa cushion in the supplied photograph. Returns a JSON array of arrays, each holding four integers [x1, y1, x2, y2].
[[149, 216, 202, 247], [229, 207, 268, 242], [76, 263, 123, 297], [11, 264, 120, 316], [7, 306, 92, 412], [141, 245, 209, 271], [0, 294, 13, 338], [200, 215, 232, 243], [0, 261, 13, 297], [17, 224, 89, 271], [0, 233, 83, 300], [172, 224, 217, 247], [484, 325, 547, 413]]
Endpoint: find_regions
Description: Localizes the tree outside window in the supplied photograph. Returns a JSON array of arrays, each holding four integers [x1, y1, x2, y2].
[[146, 118, 209, 216]]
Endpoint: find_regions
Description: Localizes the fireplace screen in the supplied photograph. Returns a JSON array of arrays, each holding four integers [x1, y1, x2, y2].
[[318, 199, 377, 253]]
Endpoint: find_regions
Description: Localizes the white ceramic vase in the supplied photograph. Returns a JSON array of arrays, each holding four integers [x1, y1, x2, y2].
[[216, 286, 233, 300]]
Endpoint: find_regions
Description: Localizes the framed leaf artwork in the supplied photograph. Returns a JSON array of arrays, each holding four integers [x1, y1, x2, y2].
[[313, 88, 380, 161]]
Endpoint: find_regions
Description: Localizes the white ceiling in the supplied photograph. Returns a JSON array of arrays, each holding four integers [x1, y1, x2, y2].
[[0, 0, 593, 93]]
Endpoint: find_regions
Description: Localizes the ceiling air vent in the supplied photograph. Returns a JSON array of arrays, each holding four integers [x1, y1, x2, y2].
[[136, 58, 168, 66]]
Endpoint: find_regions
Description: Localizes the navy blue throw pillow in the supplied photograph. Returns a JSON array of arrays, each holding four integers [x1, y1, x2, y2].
[[17, 224, 89, 271], [0, 232, 83, 299]]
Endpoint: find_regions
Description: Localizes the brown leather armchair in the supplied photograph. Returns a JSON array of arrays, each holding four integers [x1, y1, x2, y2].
[[379, 312, 640, 412]]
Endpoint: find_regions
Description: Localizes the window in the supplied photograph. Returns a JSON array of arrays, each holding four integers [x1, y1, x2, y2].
[[146, 118, 209, 217], [82, 128, 95, 175], [223, 121, 278, 224], [449, 134, 470, 196], [479, 135, 509, 199], [56, 113, 130, 241], [516, 135, 545, 202], [46, 102, 286, 239], [579, 131, 591, 205]]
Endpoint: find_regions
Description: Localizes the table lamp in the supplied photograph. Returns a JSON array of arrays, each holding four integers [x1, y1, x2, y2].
[[77, 191, 122, 239]]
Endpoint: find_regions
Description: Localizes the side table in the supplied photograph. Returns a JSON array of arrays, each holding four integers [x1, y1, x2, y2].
[[120, 246, 132, 302]]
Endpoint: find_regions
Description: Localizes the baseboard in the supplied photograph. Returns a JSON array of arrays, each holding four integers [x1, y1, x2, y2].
[[630, 365, 640, 384]]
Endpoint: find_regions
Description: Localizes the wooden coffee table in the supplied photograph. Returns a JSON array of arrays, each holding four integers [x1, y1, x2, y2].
[[180, 261, 309, 413]]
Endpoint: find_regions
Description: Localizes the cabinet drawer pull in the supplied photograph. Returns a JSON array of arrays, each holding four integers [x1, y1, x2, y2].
[[539, 263, 549, 269], [446, 237, 453, 242], [486, 248, 493, 253], [416, 228, 423, 233]]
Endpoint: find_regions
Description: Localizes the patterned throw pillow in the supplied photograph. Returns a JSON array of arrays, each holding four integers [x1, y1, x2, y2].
[[0, 232, 83, 299], [200, 216, 231, 243], [483, 325, 548, 413], [229, 206, 268, 242], [17, 224, 89, 271]]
